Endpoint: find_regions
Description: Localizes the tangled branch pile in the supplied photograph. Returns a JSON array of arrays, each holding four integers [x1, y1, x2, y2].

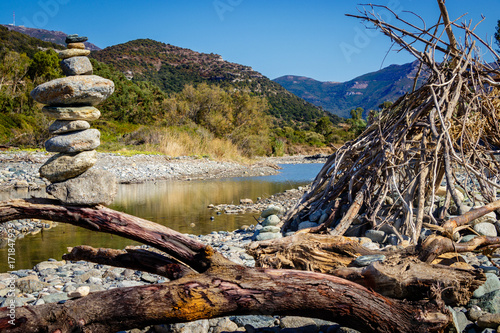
[[283, 4, 500, 244]]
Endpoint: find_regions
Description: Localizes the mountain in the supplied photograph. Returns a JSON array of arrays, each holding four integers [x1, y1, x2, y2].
[[1, 25, 101, 51], [0, 25, 65, 57], [274, 61, 427, 118], [90, 39, 340, 125]]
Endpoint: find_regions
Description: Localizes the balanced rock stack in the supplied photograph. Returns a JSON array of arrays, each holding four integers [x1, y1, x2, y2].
[[30, 34, 117, 206]]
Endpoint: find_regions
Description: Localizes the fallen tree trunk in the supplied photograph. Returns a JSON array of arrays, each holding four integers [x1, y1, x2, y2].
[[0, 198, 454, 332], [0, 266, 449, 333]]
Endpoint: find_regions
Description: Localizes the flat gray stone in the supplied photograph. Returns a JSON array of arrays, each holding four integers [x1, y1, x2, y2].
[[42, 292, 68, 304], [39, 150, 97, 182], [58, 49, 90, 59], [49, 120, 90, 134], [260, 226, 280, 233], [46, 169, 117, 206], [45, 129, 100, 153], [30, 75, 114, 106], [60, 56, 93, 76], [255, 232, 282, 241], [298, 221, 317, 230], [43, 106, 100, 121]]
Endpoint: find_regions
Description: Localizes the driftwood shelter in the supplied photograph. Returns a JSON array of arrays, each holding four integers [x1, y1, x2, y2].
[[1, 1, 500, 332]]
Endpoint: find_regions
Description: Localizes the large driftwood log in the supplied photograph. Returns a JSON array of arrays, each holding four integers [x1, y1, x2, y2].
[[0, 266, 449, 333], [0, 198, 453, 332]]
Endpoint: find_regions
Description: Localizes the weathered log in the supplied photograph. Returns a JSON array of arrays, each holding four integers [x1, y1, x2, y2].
[[63, 245, 192, 280], [248, 233, 485, 305], [0, 266, 450, 333], [441, 198, 500, 238], [331, 259, 485, 305], [247, 233, 377, 272], [419, 234, 500, 263]]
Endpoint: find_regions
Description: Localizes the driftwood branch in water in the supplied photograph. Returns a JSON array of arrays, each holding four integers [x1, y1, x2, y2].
[[0, 198, 230, 272], [0, 198, 453, 332]]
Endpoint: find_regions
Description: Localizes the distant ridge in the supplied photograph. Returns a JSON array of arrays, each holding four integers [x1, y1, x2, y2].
[[274, 60, 428, 118], [1, 25, 101, 50], [90, 38, 340, 124]]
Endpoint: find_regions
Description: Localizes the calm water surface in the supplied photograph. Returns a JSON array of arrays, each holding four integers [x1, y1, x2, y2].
[[0, 163, 322, 271]]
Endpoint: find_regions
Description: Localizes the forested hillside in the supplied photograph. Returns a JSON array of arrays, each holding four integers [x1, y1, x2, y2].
[[0, 28, 355, 157], [90, 39, 343, 126]]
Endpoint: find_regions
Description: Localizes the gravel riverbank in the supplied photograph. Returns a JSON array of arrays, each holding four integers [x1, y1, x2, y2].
[[1, 150, 499, 332]]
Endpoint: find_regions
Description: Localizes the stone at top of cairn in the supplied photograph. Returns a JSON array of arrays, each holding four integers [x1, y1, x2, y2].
[[32, 34, 117, 206]]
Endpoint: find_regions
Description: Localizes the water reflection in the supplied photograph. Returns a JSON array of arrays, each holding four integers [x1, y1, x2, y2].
[[0, 163, 322, 271]]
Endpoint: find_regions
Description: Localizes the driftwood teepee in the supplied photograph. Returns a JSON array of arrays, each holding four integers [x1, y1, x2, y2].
[[283, 2, 500, 244]]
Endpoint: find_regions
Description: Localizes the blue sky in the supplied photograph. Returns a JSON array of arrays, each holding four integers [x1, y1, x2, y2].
[[1, 0, 499, 82]]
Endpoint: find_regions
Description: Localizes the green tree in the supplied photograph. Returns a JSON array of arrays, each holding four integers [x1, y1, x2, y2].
[[315, 116, 333, 137], [26, 50, 61, 83], [347, 107, 366, 136]]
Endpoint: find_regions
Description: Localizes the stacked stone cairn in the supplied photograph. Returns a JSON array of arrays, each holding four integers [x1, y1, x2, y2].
[[30, 34, 117, 205], [253, 205, 283, 241]]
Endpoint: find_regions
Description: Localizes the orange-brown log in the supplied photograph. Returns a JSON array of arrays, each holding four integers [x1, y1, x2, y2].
[[0, 266, 450, 333]]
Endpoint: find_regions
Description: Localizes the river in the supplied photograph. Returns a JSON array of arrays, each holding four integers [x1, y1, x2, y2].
[[0, 163, 322, 271]]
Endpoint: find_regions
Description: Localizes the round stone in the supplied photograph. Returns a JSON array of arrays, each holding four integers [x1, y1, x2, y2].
[[45, 129, 100, 153], [49, 120, 91, 134], [60, 56, 93, 76], [67, 42, 85, 50], [43, 106, 101, 121], [58, 49, 90, 59], [473, 222, 498, 237], [31, 75, 114, 106], [39, 150, 98, 183], [262, 215, 280, 227], [261, 205, 282, 218]]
